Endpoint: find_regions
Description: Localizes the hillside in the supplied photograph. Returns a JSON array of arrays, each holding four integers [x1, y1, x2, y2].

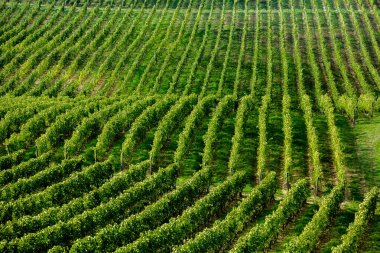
[[0, 0, 379, 252]]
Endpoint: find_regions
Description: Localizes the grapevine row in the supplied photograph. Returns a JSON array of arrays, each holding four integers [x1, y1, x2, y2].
[[115, 0, 171, 94], [285, 185, 344, 252], [36, 97, 113, 155], [216, 0, 237, 97], [93, 96, 157, 159], [202, 95, 235, 167], [332, 187, 379, 253], [0, 149, 25, 171], [0, 158, 82, 202], [116, 171, 247, 253], [0, 151, 53, 188], [231, 179, 309, 252], [5, 97, 85, 152], [291, 0, 322, 193], [0, 161, 150, 240], [149, 95, 197, 169], [0, 4, 82, 94], [17, 5, 102, 96], [150, 0, 195, 93], [0, 3, 63, 69], [77, 0, 139, 95], [341, 0, 380, 90], [228, 96, 253, 174], [71, 166, 212, 253], [279, 0, 292, 189], [99, 0, 160, 95], [232, 0, 248, 99], [181, 0, 214, 95], [174, 95, 217, 168], [0, 99, 56, 142], [0, 3, 50, 53], [325, 0, 373, 95], [249, 0, 260, 96], [167, 0, 208, 93], [64, 96, 137, 158], [1, 164, 179, 252], [256, 0, 273, 181], [134, 0, 185, 94], [29, 5, 113, 97], [312, 0, 356, 100], [0, 3, 31, 45], [120, 95, 177, 167], [198, 0, 225, 98], [176, 171, 277, 253], [0, 160, 115, 223]]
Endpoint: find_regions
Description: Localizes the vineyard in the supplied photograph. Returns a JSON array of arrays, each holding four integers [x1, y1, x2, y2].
[[0, 0, 380, 252]]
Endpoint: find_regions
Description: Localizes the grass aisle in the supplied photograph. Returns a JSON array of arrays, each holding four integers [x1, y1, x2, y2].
[[352, 114, 380, 252]]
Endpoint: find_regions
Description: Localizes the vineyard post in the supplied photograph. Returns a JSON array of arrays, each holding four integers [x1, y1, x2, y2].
[[120, 153, 124, 170], [353, 107, 357, 126], [35, 144, 38, 157], [94, 148, 97, 162], [315, 176, 319, 196], [286, 171, 290, 190], [149, 156, 152, 175]]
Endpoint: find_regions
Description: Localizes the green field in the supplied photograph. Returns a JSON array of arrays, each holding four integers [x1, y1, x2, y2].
[[0, 0, 379, 252]]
